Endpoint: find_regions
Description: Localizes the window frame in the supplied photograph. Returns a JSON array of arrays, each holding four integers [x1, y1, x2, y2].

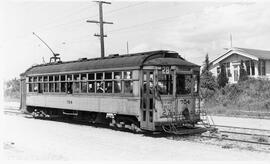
[[26, 70, 137, 96]]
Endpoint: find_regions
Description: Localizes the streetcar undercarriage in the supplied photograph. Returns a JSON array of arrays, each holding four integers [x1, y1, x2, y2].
[[27, 106, 208, 135]]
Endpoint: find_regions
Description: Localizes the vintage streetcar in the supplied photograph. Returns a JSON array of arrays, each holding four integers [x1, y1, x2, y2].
[[20, 50, 207, 134]]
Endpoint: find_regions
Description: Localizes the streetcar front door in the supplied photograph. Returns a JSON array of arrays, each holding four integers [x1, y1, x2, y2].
[[141, 70, 155, 131]]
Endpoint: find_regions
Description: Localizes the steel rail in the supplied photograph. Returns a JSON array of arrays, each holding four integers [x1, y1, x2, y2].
[[214, 124, 270, 132], [201, 135, 270, 146], [219, 130, 270, 138]]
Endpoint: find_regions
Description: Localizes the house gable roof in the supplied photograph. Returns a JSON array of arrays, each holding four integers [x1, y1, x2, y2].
[[210, 47, 270, 66], [234, 47, 270, 60]]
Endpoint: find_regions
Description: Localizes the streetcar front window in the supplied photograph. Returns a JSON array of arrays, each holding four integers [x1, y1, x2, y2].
[[157, 71, 173, 95], [176, 74, 192, 95]]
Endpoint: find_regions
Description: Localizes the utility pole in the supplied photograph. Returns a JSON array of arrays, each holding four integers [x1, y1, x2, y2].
[[87, 1, 113, 58]]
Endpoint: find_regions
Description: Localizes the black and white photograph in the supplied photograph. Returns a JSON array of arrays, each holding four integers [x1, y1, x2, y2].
[[1, 0, 270, 161]]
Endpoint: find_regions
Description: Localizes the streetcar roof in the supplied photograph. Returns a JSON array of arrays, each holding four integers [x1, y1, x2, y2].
[[22, 50, 199, 76]]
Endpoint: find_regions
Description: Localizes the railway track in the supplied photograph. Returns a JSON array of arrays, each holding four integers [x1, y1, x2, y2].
[[214, 124, 270, 133], [199, 124, 270, 147], [200, 133, 270, 146], [219, 130, 270, 138], [4, 108, 270, 151]]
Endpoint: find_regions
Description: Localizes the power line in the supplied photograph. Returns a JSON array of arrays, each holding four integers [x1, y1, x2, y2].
[[105, 2, 147, 15], [61, 15, 181, 45], [4, 2, 150, 46], [34, 2, 147, 34], [38, 14, 183, 46], [107, 15, 180, 33], [33, 5, 96, 32]]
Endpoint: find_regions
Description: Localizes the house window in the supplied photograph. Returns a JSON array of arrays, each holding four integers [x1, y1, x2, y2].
[[217, 67, 221, 75], [262, 61, 266, 75], [251, 61, 255, 75], [225, 63, 231, 77], [245, 60, 255, 76], [245, 61, 250, 75], [258, 60, 266, 76]]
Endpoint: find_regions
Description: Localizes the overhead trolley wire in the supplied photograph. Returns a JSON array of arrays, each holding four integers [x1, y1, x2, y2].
[[107, 15, 180, 34], [60, 13, 179, 45], [34, 2, 148, 33], [5, 2, 149, 46], [105, 2, 147, 15], [33, 4, 96, 32]]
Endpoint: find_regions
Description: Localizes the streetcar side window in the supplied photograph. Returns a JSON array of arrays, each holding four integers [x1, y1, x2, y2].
[[38, 83, 43, 93], [105, 72, 112, 79], [27, 70, 136, 95], [43, 76, 48, 92], [124, 71, 132, 79], [48, 76, 54, 92], [105, 72, 112, 93], [88, 81, 95, 93], [49, 83, 54, 92], [55, 82, 60, 92], [88, 73, 95, 80], [33, 77, 38, 93], [113, 72, 122, 93], [114, 72, 121, 79], [38, 76, 43, 93], [81, 74, 87, 93], [123, 71, 133, 94], [67, 74, 73, 94], [96, 72, 103, 80], [73, 74, 80, 93], [67, 82, 73, 94], [28, 83, 33, 92], [55, 75, 60, 92], [28, 77, 32, 92], [60, 75, 66, 93], [124, 81, 133, 94], [96, 81, 104, 93], [105, 81, 112, 93]]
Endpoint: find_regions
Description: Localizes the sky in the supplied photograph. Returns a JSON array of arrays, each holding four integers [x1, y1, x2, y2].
[[1, 0, 270, 80]]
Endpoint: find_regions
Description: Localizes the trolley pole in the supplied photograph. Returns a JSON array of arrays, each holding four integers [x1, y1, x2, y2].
[[87, 1, 113, 58]]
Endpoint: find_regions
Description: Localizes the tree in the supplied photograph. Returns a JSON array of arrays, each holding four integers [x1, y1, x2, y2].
[[217, 64, 228, 88], [201, 53, 210, 74], [200, 54, 218, 99], [4, 78, 20, 99], [239, 60, 248, 82]]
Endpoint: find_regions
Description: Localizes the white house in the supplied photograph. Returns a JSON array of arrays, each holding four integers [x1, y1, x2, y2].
[[209, 47, 270, 83]]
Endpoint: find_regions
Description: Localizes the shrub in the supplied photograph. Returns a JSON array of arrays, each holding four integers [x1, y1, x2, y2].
[[205, 78, 270, 116]]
